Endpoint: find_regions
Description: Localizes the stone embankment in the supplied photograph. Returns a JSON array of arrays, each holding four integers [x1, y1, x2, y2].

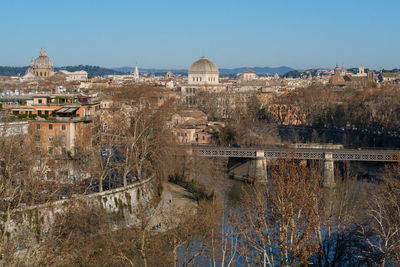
[[6, 177, 154, 241]]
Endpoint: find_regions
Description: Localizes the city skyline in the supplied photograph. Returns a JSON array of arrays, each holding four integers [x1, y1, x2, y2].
[[1, 0, 399, 70]]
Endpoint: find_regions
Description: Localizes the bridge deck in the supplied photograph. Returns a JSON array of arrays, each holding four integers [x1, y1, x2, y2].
[[191, 146, 400, 162]]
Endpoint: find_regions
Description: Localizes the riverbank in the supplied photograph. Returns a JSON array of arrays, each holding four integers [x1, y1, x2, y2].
[[147, 182, 198, 233]]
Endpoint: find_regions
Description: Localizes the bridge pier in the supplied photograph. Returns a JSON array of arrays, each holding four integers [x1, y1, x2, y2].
[[323, 152, 335, 188], [255, 151, 268, 183]]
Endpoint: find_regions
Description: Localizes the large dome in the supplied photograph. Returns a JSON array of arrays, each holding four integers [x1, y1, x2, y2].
[[33, 50, 53, 68], [189, 57, 218, 74]]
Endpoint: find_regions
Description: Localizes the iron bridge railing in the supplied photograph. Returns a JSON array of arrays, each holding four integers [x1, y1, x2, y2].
[[192, 147, 400, 162]]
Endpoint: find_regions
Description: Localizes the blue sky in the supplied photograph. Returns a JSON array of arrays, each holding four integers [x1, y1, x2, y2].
[[0, 0, 399, 70]]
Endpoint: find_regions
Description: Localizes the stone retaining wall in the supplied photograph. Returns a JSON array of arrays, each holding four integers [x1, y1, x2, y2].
[[6, 177, 155, 243]]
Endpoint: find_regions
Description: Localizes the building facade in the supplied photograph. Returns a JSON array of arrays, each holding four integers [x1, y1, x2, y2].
[[238, 70, 258, 81]]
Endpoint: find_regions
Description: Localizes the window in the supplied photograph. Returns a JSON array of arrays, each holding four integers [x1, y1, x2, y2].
[[45, 110, 49, 115], [48, 147, 53, 154], [35, 135, 40, 142], [40, 72, 42, 77], [48, 136, 53, 141], [61, 124, 66, 131], [48, 124, 53, 130], [38, 99, 42, 104], [36, 124, 40, 130]]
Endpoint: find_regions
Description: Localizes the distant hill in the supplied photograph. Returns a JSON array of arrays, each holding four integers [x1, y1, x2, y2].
[[0, 65, 124, 78], [55, 65, 124, 77], [113, 66, 294, 76], [0, 66, 29, 76], [114, 67, 187, 74], [282, 70, 302, 78]]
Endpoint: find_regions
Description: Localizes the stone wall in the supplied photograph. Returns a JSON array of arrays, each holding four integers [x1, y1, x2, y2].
[[6, 177, 155, 242]]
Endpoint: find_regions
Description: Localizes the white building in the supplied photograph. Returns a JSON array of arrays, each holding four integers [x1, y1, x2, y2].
[[181, 57, 225, 105], [351, 66, 367, 77], [188, 57, 219, 85], [57, 70, 88, 82], [105, 74, 134, 82], [238, 69, 258, 81]]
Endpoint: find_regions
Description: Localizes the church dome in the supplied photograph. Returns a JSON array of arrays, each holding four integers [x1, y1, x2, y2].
[[189, 57, 218, 74], [33, 50, 53, 68]]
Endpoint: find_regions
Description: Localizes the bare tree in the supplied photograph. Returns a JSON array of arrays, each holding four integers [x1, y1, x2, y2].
[[358, 164, 400, 266], [232, 159, 325, 266], [314, 163, 371, 266]]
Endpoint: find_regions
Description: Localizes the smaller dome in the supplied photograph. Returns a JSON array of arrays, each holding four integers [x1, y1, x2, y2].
[[243, 69, 256, 74], [33, 50, 53, 68], [189, 57, 218, 74]]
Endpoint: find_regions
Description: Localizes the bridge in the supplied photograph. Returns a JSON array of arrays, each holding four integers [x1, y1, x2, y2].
[[190, 145, 400, 187]]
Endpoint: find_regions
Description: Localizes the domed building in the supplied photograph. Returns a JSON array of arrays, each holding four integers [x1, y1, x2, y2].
[[188, 57, 219, 85], [329, 65, 345, 85], [30, 50, 54, 78], [21, 50, 54, 82], [20, 50, 89, 83], [181, 57, 225, 106]]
